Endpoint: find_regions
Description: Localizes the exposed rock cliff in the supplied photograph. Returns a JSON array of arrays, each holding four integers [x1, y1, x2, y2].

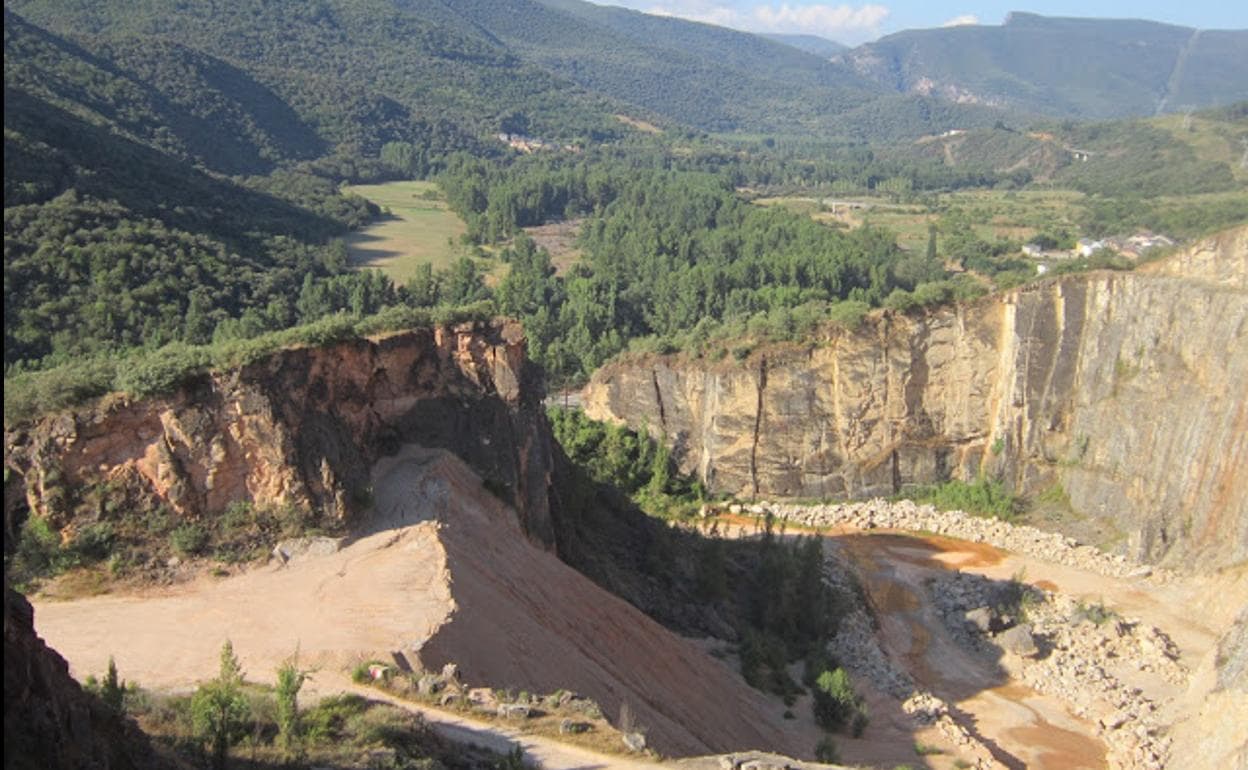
[[5, 321, 563, 551], [3, 589, 166, 770], [585, 227, 1248, 570]]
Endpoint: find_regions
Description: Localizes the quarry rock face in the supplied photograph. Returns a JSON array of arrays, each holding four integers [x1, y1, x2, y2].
[[585, 227, 1248, 570], [5, 321, 562, 551]]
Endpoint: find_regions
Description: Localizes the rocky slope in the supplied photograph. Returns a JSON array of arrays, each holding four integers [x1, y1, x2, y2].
[[3, 589, 168, 770], [5, 321, 564, 552], [584, 226, 1248, 570]]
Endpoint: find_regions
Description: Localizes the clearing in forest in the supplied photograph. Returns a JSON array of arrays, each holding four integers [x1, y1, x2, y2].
[[343, 181, 468, 284]]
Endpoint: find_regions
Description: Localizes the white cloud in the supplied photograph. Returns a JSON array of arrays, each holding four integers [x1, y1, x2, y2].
[[642, 2, 890, 41], [940, 14, 979, 27]]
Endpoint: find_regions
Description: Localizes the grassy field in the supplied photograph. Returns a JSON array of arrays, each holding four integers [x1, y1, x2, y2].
[[342, 180, 469, 284]]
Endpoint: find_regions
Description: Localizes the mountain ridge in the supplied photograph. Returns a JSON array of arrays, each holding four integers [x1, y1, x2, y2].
[[840, 11, 1248, 118]]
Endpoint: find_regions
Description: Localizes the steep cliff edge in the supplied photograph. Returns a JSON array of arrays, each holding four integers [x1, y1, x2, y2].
[[585, 226, 1248, 570], [4, 321, 563, 553]]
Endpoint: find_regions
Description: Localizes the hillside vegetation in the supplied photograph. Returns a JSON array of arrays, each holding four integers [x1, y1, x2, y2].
[[843, 12, 1248, 119]]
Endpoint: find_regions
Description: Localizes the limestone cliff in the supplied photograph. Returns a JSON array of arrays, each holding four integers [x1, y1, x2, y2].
[[585, 227, 1248, 570], [5, 321, 563, 551]]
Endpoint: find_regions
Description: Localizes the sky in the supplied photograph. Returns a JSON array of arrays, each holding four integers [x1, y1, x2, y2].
[[598, 0, 1248, 45]]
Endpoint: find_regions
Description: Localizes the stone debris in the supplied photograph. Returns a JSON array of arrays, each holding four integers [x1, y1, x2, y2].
[[818, 557, 1004, 769], [747, 498, 1175, 583], [271, 536, 344, 565], [996, 624, 1039, 658], [622, 732, 647, 752], [497, 703, 532, 720], [928, 571, 1185, 769], [741, 499, 1188, 770], [964, 607, 994, 633]]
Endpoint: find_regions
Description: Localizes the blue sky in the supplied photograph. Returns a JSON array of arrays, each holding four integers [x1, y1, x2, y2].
[[599, 1, 1248, 45]]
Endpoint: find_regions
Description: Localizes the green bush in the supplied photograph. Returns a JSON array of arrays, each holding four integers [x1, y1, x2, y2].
[[903, 477, 1020, 521], [275, 654, 308, 750], [72, 522, 116, 562], [814, 735, 840, 763], [826, 299, 870, 330], [12, 515, 67, 579], [812, 667, 867, 734], [170, 523, 209, 556], [115, 343, 210, 397]]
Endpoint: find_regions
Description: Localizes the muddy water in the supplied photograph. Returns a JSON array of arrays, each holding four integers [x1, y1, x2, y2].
[[836, 532, 1107, 770]]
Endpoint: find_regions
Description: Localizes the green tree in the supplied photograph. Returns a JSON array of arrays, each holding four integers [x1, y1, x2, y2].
[[192, 640, 251, 770], [101, 656, 125, 713], [441, 256, 488, 306], [275, 651, 308, 751]]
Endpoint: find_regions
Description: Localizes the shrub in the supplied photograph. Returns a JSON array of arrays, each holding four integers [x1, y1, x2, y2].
[[826, 299, 870, 330], [115, 343, 209, 398], [812, 667, 867, 735], [12, 515, 66, 580], [275, 653, 308, 750], [904, 477, 1020, 521], [814, 735, 840, 763], [303, 694, 369, 743], [71, 522, 116, 562], [101, 657, 125, 712], [170, 523, 209, 556]]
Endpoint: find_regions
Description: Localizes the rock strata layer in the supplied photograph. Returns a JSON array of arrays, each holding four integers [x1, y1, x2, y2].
[[585, 227, 1248, 570]]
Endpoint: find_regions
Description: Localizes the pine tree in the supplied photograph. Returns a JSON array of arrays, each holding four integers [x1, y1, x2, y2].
[[192, 641, 250, 770], [101, 656, 125, 712]]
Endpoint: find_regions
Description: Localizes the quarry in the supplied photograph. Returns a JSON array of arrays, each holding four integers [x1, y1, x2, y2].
[[6, 229, 1246, 770]]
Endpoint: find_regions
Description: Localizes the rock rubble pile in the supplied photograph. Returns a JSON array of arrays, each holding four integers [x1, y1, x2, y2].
[[721, 499, 1173, 582], [818, 556, 1004, 769], [929, 571, 1186, 770]]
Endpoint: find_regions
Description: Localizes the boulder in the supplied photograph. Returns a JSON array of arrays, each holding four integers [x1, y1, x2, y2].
[[998, 624, 1039, 658], [467, 687, 498, 711], [964, 607, 994, 634], [622, 732, 647, 752], [439, 692, 463, 708], [559, 718, 592, 735], [497, 703, 531, 720]]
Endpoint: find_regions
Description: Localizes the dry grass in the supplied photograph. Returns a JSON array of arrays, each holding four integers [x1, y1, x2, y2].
[[522, 219, 585, 275], [615, 114, 662, 134]]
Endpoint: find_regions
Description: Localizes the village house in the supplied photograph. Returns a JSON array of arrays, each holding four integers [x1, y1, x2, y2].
[[1075, 238, 1105, 257]]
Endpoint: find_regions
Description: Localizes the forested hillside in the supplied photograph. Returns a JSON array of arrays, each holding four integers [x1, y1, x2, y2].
[[842, 12, 1248, 119], [7, 0, 623, 146]]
